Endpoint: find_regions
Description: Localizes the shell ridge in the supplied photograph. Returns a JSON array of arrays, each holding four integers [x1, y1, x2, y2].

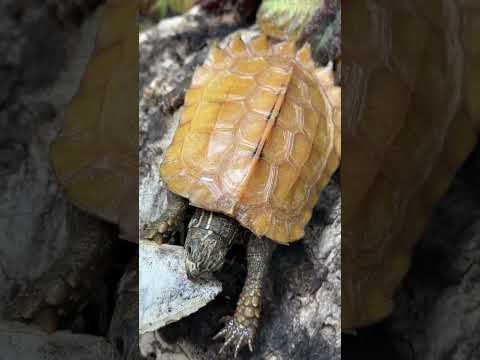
[[220, 37, 296, 215], [235, 60, 295, 239], [232, 82, 290, 209], [213, 62, 268, 209]]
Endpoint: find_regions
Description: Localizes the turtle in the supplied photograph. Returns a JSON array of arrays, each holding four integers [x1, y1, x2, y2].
[[342, 0, 480, 331], [9, 0, 139, 346], [154, 32, 341, 356]]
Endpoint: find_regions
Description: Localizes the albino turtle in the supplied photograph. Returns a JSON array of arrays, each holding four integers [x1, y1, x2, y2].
[[155, 33, 341, 356]]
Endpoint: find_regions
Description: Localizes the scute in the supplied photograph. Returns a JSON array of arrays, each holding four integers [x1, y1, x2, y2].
[[50, 0, 138, 242], [342, 0, 480, 331], [160, 33, 341, 244]]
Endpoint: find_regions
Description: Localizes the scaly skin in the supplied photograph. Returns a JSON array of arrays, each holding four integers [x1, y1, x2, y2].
[[214, 235, 276, 358], [173, 206, 277, 357], [185, 208, 240, 278], [145, 191, 188, 244]]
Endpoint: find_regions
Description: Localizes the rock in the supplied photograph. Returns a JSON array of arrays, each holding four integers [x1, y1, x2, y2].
[[140, 331, 198, 360], [0, 321, 114, 360], [388, 147, 480, 360], [139, 113, 178, 240], [0, 0, 103, 316], [139, 242, 222, 334], [109, 256, 140, 360], [342, 147, 480, 360]]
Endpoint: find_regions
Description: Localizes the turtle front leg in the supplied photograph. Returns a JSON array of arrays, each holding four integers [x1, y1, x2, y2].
[[214, 234, 276, 358], [145, 190, 188, 243]]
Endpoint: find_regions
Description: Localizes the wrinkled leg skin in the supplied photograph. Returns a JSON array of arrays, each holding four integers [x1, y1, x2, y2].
[[214, 235, 276, 358], [145, 190, 188, 243]]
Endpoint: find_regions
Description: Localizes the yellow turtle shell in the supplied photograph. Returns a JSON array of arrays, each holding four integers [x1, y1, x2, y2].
[[50, 0, 138, 242], [342, 0, 480, 330], [160, 33, 341, 244]]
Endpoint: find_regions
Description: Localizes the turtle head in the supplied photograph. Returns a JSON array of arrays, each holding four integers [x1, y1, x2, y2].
[[184, 210, 238, 279], [185, 228, 229, 279]]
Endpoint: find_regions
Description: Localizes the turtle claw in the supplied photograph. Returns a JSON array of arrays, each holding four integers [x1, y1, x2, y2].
[[214, 316, 255, 358], [154, 215, 177, 243], [248, 337, 254, 352], [212, 326, 227, 340], [146, 191, 188, 244]]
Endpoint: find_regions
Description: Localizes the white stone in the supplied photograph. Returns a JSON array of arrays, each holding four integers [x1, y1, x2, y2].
[[139, 241, 222, 334]]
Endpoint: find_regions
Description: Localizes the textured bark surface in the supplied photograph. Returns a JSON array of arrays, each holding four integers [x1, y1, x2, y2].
[[0, 1, 100, 314], [139, 6, 340, 360]]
